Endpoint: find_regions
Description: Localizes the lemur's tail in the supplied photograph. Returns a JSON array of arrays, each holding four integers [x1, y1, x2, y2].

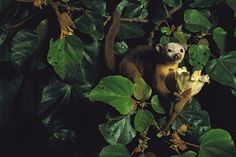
[[104, 11, 121, 71]]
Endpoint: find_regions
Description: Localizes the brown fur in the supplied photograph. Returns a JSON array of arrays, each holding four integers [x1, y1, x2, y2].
[[104, 12, 185, 99]]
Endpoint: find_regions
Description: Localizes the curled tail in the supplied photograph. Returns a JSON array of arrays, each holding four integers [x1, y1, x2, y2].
[[104, 11, 121, 71]]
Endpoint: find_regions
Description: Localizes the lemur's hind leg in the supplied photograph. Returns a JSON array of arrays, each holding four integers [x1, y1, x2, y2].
[[119, 60, 142, 82]]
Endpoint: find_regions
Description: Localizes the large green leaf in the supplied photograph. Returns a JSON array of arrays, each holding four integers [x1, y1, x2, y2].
[[89, 76, 134, 115], [80, 36, 100, 83], [47, 35, 83, 81], [184, 9, 213, 33], [99, 117, 136, 145], [117, 22, 145, 39], [172, 151, 197, 157], [75, 15, 96, 34], [151, 95, 165, 114], [199, 129, 235, 157], [163, 0, 182, 7], [213, 27, 227, 52], [133, 78, 152, 101], [177, 98, 211, 140], [188, 44, 210, 71], [99, 144, 131, 157], [134, 109, 154, 132], [37, 80, 72, 119], [190, 0, 223, 8], [0, 75, 22, 125], [11, 29, 38, 65], [206, 51, 236, 89]]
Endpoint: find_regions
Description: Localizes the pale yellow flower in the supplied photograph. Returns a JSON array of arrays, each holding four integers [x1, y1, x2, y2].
[[175, 67, 210, 97]]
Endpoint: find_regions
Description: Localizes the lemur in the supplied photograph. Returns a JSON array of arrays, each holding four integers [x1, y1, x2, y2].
[[104, 12, 187, 99]]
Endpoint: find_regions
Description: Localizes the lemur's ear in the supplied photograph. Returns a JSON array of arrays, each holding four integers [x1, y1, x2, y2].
[[182, 44, 188, 51], [155, 44, 163, 52]]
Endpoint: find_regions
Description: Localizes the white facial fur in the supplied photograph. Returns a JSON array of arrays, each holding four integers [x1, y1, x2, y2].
[[163, 42, 186, 63]]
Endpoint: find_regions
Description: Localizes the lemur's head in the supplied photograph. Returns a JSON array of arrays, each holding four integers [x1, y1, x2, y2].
[[156, 42, 187, 64]]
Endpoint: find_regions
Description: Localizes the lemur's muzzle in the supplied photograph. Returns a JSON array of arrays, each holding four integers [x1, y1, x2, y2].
[[173, 53, 182, 60]]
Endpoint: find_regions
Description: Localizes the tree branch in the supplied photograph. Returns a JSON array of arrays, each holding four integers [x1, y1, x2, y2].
[[148, 4, 183, 45]]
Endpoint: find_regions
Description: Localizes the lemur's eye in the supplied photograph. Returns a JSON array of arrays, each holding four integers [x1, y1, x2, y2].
[[167, 49, 172, 52], [180, 49, 184, 53]]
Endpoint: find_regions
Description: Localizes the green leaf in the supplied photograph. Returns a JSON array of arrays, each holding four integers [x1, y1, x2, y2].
[[50, 129, 77, 142], [163, 0, 182, 7], [188, 44, 210, 71], [83, 0, 106, 16], [213, 27, 227, 52], [99, 144, 131, 157], [89, 21, 104, 40], [134, 109, 154, 132], [37, 80, 72, 118], [199, 129, 235, 157], [117, 22, 145, 39], [75, 15, 96, 34], [133, 78, 152, 101], [178, 98, 211, 140], [184, 9, 213, 33], [160, 35, 170, 45], [0, 75, 22, 125], [198, 38, 209, 47], [99, 117, 136, 145], [122, 2, 148, 19], [161, 26, 172, 36], [206, 51, 236, 89], [114, 41, 129, 55], [11, 29, 38, 65], [89, 76, 134, 115], [171, 151, 197, 157], [190, 0, 223, 8], [151, 95, 165, 114], [47, 35, 83, 81], [173, 26, 191, 45], [115, 0, 130, 14]]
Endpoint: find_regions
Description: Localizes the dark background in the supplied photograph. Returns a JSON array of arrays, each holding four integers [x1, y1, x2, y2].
[[0, 1, 236, 157]]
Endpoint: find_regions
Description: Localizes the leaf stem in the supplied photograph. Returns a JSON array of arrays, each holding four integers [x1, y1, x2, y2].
[[209, 52, 232, 75], [183, 141, 200, 148]]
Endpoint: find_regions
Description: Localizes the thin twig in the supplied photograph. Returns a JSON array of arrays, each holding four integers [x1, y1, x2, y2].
[[9, 13, 37, 28]]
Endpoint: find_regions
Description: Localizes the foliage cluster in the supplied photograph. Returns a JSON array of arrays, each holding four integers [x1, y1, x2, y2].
[[0, 0, 236, 156]]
